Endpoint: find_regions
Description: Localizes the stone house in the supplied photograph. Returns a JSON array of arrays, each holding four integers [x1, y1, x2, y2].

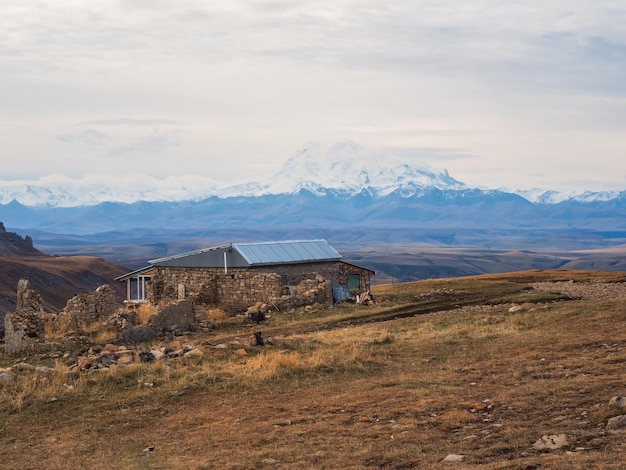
[[115, 240, 374, 312]]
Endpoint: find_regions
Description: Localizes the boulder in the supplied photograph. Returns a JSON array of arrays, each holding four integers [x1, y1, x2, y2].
[[609, 396, 626, 408], [607, 414, 626, 429]]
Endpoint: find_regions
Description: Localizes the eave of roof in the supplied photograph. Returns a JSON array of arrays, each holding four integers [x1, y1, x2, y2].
[[148, 243, 231, 265], [114, 265, 155, 281]]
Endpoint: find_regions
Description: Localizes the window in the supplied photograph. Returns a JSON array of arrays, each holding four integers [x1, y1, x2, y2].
[[129, 275, 151, 301], [348, 274, 361, 292]]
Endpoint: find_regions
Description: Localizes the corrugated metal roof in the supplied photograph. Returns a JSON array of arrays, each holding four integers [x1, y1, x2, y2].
[[233, 240, 341, 265]]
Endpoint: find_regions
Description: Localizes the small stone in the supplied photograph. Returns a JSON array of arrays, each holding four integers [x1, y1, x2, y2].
[[443, 454, 465, 462], [143, 446, 155, 452], [12, 362, 35, 371], [116, 354, 135, 366], [214, 343, 227, 349], [184, 348, 203, 358], [0, 372, 16, 383], [533, 434, 570, 450], [150, 349, 165, 360], [234, 348, 248, 356], [508, 305, 523, 313], [262, 458, 279, 465]]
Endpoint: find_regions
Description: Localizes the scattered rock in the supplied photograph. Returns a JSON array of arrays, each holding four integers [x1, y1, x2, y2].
[[508, 305, 523, 313], [139, 351, 155, 363], [151, 349, 165, 360], [143, 446, 155, 452], [443, 454, 465, 462], [0, 372, 16, 383], [262, 458, 279, 465], [533, 434, 570, 450], [234, 348, 248, 356], [12, 362, 35, 371], [609, 396, 626, 408], [184, 348, 203, 358], [607, 414, 626, 429]]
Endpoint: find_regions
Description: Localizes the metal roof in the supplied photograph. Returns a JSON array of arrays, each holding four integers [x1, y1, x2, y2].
[[145, 239, 342, 268], [233, 240, 341, 265]]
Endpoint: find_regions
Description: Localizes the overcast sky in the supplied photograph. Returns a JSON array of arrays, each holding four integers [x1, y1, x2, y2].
[[1, 0, 625, 194]]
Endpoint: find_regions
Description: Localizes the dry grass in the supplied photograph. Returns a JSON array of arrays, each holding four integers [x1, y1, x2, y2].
[[137, 302, 159, 324], [2, 270, 626, 469], [206, 307, 229, 322]]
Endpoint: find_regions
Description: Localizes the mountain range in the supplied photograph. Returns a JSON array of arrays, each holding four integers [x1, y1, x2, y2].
[[1, 142, 625, 278], [1, 141, 624, 207]]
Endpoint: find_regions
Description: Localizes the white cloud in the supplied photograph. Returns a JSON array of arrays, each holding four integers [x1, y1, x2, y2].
[[0, 0, 624, 192]]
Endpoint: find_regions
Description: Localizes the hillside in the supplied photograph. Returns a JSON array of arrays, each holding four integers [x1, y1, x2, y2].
[[0, 223, 129, 331], [2, 270, 626, 468]]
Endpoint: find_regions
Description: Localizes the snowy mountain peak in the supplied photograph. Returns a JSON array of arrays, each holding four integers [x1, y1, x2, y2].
[[255, 141, 466, 197]]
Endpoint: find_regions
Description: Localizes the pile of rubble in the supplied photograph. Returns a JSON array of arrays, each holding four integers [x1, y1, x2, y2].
[[4, 280, 221, 355], [72, 341, 205, 373]]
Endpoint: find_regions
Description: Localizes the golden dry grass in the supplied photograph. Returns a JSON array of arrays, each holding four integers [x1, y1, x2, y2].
[[137, 302, 159, 324], [2, 270, 626, 469]]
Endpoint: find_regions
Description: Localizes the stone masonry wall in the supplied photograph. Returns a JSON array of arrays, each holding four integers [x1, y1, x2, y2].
[[148, 268, 284, 312], [62, 284, 118, 331], [4, 279, 47, 354], [146, 262, 372, 313]]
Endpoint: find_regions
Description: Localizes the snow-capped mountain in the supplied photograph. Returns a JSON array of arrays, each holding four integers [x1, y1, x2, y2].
[[0, 141, 622, 207], [262, 141, 465, 196]]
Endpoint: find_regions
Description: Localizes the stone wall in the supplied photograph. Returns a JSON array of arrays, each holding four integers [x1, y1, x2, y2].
[[62, 284, 118, 331], [4, 279, 48, 354], [146, 261, 372, 313], [148, 268, 285, 312]]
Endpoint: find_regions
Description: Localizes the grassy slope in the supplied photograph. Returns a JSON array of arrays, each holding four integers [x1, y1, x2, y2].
[[0, 255, 128, 314], [2, 270, 626, 469]]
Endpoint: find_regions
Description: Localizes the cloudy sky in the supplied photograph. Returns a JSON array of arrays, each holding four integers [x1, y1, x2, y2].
[[1, 0, 625, 195]]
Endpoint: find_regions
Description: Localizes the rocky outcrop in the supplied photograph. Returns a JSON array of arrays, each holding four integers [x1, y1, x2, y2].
[[0, 222, 42, 256]]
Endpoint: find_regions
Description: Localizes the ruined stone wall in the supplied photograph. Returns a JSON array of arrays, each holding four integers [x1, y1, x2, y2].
[[62, 284, 118, 331], [4, 279, 47, 354], [146, 261, 372, 313]]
